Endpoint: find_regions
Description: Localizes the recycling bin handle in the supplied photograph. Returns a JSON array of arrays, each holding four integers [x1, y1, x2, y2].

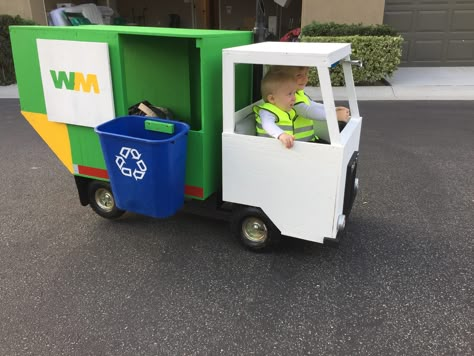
[[144, 119, 175, 134]]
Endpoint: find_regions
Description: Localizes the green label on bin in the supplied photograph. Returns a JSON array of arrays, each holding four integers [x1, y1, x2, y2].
[[145, 120, 175, 134]]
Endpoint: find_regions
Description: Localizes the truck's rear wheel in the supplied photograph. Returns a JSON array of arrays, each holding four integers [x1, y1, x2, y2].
[[88, 181, 125, 219], [231, 206, 280, 251]]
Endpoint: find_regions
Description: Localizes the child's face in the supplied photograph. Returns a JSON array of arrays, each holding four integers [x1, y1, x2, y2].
[[268, 81, 297, 112], [295, 67, 309, 90]]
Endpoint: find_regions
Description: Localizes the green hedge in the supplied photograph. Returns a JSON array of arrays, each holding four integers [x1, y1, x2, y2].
[[302, 21, 399, 37], [0, 15, 35, 85], [301, 35, 403, 86], [300, 22, 403, 86]]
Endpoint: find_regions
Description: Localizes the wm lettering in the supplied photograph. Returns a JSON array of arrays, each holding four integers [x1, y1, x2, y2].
[[50, 70, 100, 94]]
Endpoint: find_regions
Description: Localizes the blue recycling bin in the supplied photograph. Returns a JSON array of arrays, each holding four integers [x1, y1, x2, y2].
[[95, 115, 190, 218]]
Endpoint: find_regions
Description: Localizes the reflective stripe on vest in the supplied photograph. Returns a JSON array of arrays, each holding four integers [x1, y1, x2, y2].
[[294, 90, 320, 140], [254, 102, 314, 142]]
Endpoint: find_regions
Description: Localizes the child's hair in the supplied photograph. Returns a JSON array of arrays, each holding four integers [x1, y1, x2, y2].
[[269, 65, 309, 75], [261, 70, 296, 102]]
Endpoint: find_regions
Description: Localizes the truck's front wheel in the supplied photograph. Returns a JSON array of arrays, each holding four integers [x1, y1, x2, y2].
[[231, 206, 280, 251], [88, 181, 125, 219]]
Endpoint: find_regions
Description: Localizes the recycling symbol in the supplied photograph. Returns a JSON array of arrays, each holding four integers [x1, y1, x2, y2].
[[115, 147, 147, 180]]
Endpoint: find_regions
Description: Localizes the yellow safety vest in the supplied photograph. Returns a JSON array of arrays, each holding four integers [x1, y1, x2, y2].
[[253, 102, 314, 142], [294, 90, 322, 140], [295, 89, 310, 105]]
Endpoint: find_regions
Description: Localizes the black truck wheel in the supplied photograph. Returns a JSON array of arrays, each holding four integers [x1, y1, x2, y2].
[[88, 181, 125, 219], [231, 206, 280, 251]]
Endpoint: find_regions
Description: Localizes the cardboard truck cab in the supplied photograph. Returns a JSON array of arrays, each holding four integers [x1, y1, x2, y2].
[[222, 42, 362, 249]]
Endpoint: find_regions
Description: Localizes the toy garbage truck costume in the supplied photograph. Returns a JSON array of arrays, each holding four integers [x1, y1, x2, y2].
[[10, 25, 362, 251]]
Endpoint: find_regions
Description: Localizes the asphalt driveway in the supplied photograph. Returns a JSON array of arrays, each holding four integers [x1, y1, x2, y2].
[[0, 99, 472, 355]]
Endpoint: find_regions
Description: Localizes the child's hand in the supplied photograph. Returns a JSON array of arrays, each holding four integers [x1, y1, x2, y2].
[[336, 106, 350, 122], [278, 133, 295, 149]]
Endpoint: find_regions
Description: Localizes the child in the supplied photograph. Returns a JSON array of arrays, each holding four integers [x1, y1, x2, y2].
[[270, 65, 350, 128], [254, 70, 313, 149]]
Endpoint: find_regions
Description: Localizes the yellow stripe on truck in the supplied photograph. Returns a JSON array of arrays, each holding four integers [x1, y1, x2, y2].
[[21, 111, 73, 174]]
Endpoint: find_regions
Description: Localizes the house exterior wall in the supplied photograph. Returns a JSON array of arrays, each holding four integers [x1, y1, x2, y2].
[[301, 0, 385, 26], [0, 0, 46, 25], [30, 0, 47, 24], [0, 0, 32, 19], [4, 0, 472, 66]]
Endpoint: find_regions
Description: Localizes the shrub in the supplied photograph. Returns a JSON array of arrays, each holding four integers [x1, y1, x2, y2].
[[0, 15, 35, 85], [302, 21, 399, 37], [302, 35, 403, 86], [301, 22, 403, 86]]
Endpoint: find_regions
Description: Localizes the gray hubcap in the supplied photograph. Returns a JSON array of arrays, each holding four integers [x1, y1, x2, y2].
[[242, 217, 268, 243], [95, 188, 115, 212]]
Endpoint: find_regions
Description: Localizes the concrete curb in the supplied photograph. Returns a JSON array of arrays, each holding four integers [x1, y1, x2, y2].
[[0, 85, 19, 99], [305, 85, 474, 101]]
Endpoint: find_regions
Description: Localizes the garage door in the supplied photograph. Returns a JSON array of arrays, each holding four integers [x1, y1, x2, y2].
[[384, 0, 474, 66]]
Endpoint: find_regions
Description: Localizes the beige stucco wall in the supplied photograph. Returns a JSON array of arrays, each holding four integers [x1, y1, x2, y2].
[[30, 0, 47, 25], [0, 0, 47, 25], [0, 0, 32, 19], [301, 0, 385, 27]]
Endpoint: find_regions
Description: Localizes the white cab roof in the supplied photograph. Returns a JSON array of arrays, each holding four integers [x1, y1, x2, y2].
[[223, 41, 351, 67]]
